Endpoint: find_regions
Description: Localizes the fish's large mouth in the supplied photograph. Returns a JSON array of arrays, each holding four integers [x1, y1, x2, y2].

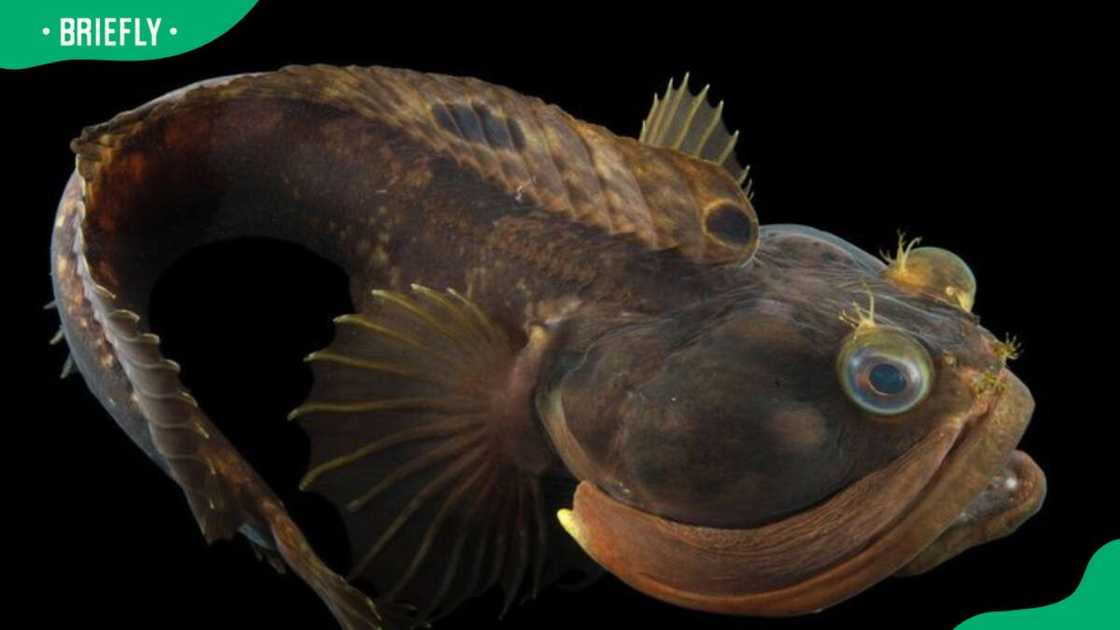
[[898, 447, 1045, 575], [557, 370, 1044, 616], [890, 367, 1045, 578]]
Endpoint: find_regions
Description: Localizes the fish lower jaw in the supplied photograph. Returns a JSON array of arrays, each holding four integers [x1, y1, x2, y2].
[[897, 448, 1046, 576]]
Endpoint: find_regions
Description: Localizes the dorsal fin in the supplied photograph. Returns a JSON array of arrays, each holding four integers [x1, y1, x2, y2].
[[290, 285, 580, 625], [640, 73, 754, 197]]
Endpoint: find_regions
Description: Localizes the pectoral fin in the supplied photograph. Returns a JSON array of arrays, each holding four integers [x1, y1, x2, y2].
[[291, 285, 570, 626]]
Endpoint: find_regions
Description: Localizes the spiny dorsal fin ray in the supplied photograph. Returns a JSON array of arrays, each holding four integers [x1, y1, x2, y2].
[[639, 73, 754, 196], [291, 285, 577, 626]]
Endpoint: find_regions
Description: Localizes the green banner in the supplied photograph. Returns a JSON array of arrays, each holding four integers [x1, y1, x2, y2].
[[0, 1, 256, 69], [958, 541, 1119, 629]]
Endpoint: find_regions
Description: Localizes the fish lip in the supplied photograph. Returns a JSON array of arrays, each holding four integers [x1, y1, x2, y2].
[[894, 374, 1045, 576], [897, 448, 1046, 576], [557, 369, 1042, 617]]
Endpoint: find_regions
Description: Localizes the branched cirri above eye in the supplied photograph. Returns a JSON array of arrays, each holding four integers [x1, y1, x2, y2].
[[881, 232, 977, 312]]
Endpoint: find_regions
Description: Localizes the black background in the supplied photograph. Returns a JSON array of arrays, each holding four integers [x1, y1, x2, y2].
[[6, 4, 1113, 629]]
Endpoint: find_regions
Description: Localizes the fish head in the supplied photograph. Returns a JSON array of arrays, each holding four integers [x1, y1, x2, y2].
[[538, 224, 1044, 615]]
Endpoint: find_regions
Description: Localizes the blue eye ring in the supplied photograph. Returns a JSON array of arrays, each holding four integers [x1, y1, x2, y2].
[[837, 328, 933, 415]]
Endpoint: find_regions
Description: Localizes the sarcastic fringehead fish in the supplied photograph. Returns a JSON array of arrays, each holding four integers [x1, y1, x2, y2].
[[49, 67, 1045, 628]]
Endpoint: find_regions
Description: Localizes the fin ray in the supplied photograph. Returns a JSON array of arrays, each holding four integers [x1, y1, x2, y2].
[[351, 444, 488, 578], [640, 75, 753, 192], [345, 433, 487, 513], [528, 480, 548, 600], [300, 417, 478, 489], [380, 459, 490, 602], [500, 482, 532, 616]]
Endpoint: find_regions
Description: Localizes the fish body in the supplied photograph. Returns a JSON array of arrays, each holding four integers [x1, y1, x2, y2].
[[49, 66, 1045, 628]]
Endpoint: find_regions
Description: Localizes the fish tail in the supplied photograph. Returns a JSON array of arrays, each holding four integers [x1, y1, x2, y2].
[[50, 77, 390, 627]]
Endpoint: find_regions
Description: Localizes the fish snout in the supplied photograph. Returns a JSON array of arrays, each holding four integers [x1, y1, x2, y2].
[[898, 449, 1045, 575], [899, 370, 1045, 575]]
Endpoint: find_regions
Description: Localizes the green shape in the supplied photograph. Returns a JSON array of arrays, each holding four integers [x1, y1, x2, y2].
[[958, 540, 1120, 629], [1, 1, 256, 70]]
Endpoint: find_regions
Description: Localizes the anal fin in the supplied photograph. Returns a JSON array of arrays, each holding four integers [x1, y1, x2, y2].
[[290, 285, 565, 626]]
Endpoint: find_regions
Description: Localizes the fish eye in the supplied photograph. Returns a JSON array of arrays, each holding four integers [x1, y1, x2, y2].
[[837, 328, 933, 415], [704, 203, 754, 247], [884, 245, 977, 312]]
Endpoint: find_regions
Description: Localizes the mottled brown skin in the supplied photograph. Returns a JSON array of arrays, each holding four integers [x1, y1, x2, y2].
[[50, 66, 1043, 629]]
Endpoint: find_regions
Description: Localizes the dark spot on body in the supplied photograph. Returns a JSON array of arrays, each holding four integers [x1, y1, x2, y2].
[[705, 204, 753, 246], [434, 102, 527, 152], [507, 119, 527, 150], [449, 103, 485, 143], [475, 103, 512, 149], [791, 308, 814, 329], [432, 104, 458, 135]]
